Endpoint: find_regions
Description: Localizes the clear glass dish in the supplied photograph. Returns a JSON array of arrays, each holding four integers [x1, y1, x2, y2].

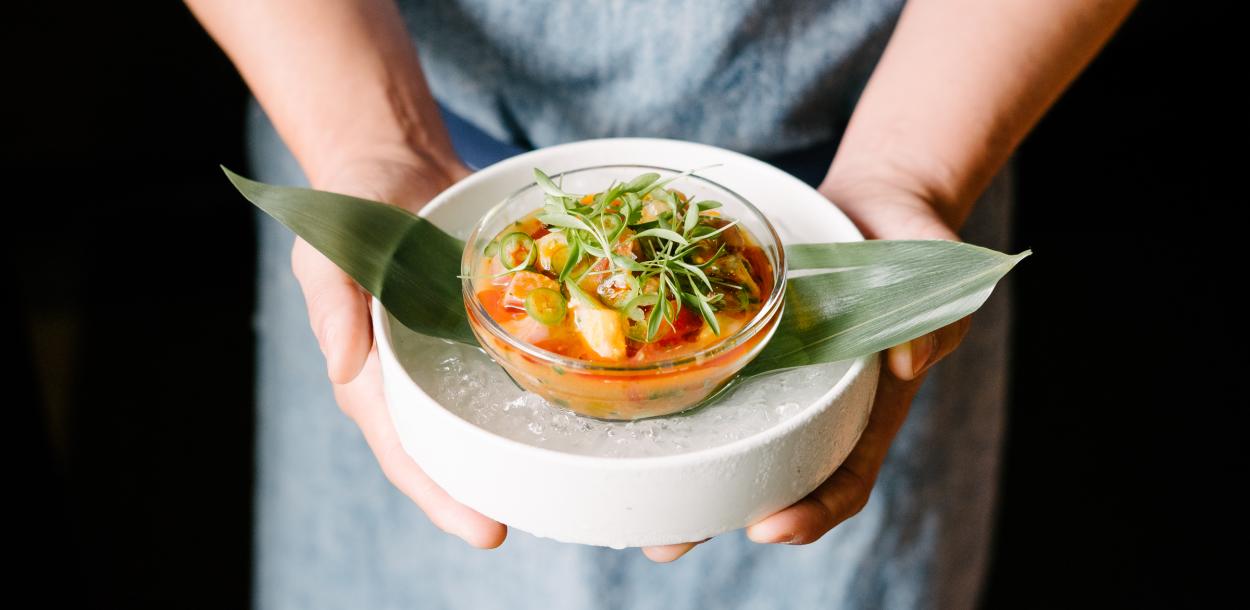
[[461, 165, 787, 420]]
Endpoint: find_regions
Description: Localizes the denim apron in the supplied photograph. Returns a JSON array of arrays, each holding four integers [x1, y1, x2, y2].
[[248, 2, 1014, 607]]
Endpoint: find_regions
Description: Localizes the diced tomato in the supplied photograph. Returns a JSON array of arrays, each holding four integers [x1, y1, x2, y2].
[[531, 226, 550, 240]]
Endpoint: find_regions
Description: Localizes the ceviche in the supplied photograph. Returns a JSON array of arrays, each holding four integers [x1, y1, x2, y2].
[[463, 167, 783, 419], [474, 169, 773, 362]]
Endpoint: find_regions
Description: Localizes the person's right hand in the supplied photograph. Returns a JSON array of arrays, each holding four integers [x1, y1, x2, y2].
[[292, 152, 508, 549]]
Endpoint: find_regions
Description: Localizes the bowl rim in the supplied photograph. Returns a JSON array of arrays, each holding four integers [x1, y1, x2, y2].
[[460, 163, 789, 373], [374, 137, 877, 467]]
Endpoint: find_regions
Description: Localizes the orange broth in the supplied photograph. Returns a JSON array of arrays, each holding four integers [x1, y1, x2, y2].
[[473, 209, 773, 366]]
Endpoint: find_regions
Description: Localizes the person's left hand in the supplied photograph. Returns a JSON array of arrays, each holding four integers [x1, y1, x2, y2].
[[641, 181, 973, 562]]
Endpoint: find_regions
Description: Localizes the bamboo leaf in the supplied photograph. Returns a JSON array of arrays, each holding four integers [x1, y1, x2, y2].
[[223, 170, 1028, 388], [222, 167, 475, 345], [740, 240, 1030, 377]]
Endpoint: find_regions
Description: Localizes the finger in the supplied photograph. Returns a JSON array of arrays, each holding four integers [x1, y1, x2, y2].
[[747, 369, 925, 544], [886, 314, 974, 381], [746, 467, 870, 544], [335, 347, 508, 549], [291, 238, 373, 384], [641, 539, 709, 563]]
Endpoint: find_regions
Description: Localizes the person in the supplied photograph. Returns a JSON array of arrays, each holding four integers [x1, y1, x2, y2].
[[187, 1, 1134, 607]]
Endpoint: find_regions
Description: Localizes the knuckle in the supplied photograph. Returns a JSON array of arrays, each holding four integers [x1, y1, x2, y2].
[[844, 472, 872, 517], [290, 239, 310, 277]]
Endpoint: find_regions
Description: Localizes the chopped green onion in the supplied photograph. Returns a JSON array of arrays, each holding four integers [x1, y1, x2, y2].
[[623, 294, 659, 322], [500, 232, 535, 272], [525, 288, 567, 325], [598, 272, 640, 309], [598, 212, 625, 241]]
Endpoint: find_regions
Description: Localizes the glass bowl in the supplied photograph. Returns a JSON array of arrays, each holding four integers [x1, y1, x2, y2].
[[461, 165, 787, 420]]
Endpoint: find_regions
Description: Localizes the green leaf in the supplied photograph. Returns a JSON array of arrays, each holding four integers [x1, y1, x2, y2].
[[222, 167, 475, 345], [673, 259, 713, 291], [534, 168, 574, 199], [682, 201, 701, 235], [612, 254, 646, 272], [633, 228, 689, 245], [558, 232, 582, 284], [683, 290, 721, 336], [593, 183, 623, 215], [621, 172, 661, 193], [621, 192, 643, 225], [639, 164, 720, 198], [536, 213, 592, 232], [646, 279, 667, 340], [223, 169, 1028, 391], [740, 240, 1030, 377], [581, 242, 608, 258], [687, 219, 738, 244]]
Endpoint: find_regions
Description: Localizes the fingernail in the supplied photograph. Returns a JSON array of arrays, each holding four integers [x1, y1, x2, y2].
[[907, 334, 935, 377], [749, 525, 794, 544]]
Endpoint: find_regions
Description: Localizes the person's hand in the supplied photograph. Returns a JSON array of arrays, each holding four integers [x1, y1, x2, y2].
[[641, 180, 972, 563], [292, 152, 508, 549]]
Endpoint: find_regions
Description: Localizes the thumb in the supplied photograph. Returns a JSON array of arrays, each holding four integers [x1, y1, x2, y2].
[[291, 237, 374, 384]]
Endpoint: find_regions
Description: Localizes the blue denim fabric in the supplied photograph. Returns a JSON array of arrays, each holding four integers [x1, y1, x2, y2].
[[247, 100, 1014, 609], [399, 0, 906, 157]]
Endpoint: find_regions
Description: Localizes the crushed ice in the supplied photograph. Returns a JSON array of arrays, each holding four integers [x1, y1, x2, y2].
[[394, 321, 852, 458]]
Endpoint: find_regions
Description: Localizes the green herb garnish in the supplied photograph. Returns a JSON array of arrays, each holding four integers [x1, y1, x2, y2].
[[532, 167, 733, 340]]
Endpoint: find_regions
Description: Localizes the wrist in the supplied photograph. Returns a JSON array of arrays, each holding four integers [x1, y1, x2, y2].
[[308, 134, 467, 188], [298, 62, 466, 191], [817, 175, 959, 242], [311, 144, 470, 212]]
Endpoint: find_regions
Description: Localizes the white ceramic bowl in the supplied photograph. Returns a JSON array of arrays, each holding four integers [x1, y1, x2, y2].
[[373, 138, 879, 548]]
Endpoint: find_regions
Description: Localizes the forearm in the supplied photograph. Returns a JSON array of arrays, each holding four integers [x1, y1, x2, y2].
[[185, 0, 459, 186], [822, 0, 1136, 231]]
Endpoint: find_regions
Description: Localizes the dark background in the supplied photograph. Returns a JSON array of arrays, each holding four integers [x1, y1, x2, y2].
[[7, 1, 1241, 608]]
